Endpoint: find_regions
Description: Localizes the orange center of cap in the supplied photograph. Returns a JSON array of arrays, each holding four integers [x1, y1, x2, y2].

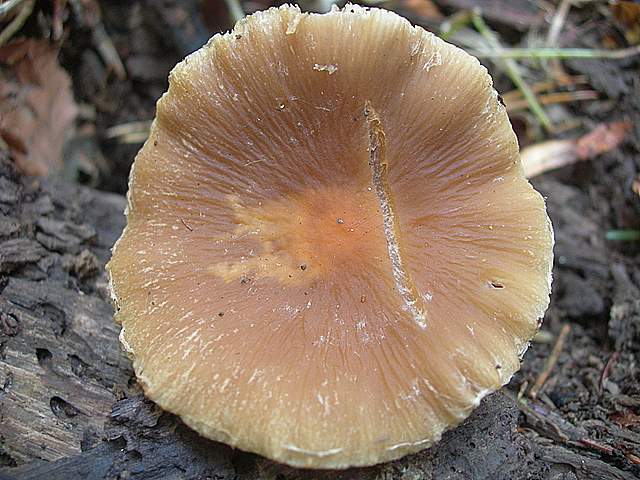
[[211, 185, 388, 283]]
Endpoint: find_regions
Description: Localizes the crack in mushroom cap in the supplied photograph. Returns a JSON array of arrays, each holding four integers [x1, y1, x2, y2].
[[107, 4, 554, 469]]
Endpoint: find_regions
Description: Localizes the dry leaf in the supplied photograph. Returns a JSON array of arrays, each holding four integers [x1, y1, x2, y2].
[[575, 122, 632, 159], [0, 39, 78, 176], [522, 122, 631, 178], [610, 1, 640, 45]]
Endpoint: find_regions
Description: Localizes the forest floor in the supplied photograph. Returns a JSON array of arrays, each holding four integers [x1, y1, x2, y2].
[[0, 1, 639, 479]]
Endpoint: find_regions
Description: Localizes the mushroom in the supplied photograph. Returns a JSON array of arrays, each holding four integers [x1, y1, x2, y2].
[[107, 4, 553, 469]]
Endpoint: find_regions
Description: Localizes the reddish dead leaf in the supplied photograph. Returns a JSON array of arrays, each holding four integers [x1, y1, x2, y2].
[[575, 122, 632, 160], [611, 410, 640, 428], [399, 0, 443, 20], [0, 39, 78, 176], [522, 122, 631, 178]]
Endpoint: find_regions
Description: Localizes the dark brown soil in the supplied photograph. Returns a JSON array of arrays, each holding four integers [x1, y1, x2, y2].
[[1, 1, 639, 479]]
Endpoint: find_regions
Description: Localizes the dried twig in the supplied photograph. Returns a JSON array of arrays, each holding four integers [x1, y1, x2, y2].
[[93, 23, 126, 80], [578, 438, 614, 456], [506, 90, 598, 112], [68, 0, 126, 80], [522, 121, 631, 178], [471, 10, 553, 132], [546, 0, 572, 47], [0, 0, 25, 18], [51, 0, 67, 40], [104, 121, 152, 144], [501, 75, 589, 103], [522, 140, 576, 178], [0, 0, 34, 47], [530, 324, 571, 399], [545, 0, 572, 83], [517, 380, 529, 401], [599, 351, 620, 395]]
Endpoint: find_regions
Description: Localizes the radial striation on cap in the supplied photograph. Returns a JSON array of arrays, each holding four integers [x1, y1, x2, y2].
[[107, 4, 554, 469]]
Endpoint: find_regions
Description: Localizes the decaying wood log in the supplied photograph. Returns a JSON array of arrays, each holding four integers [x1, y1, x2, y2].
[[0, 152, 634, 479]]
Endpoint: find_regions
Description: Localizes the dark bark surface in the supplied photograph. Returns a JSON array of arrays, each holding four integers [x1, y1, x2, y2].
[[1, 150, 638, 480]]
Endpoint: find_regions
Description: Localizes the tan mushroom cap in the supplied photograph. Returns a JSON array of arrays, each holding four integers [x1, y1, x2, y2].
[[107, 4, 553, 469]]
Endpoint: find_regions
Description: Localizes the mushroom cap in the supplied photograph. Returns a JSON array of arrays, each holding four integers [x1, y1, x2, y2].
[[107, 4, 553, 469]]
